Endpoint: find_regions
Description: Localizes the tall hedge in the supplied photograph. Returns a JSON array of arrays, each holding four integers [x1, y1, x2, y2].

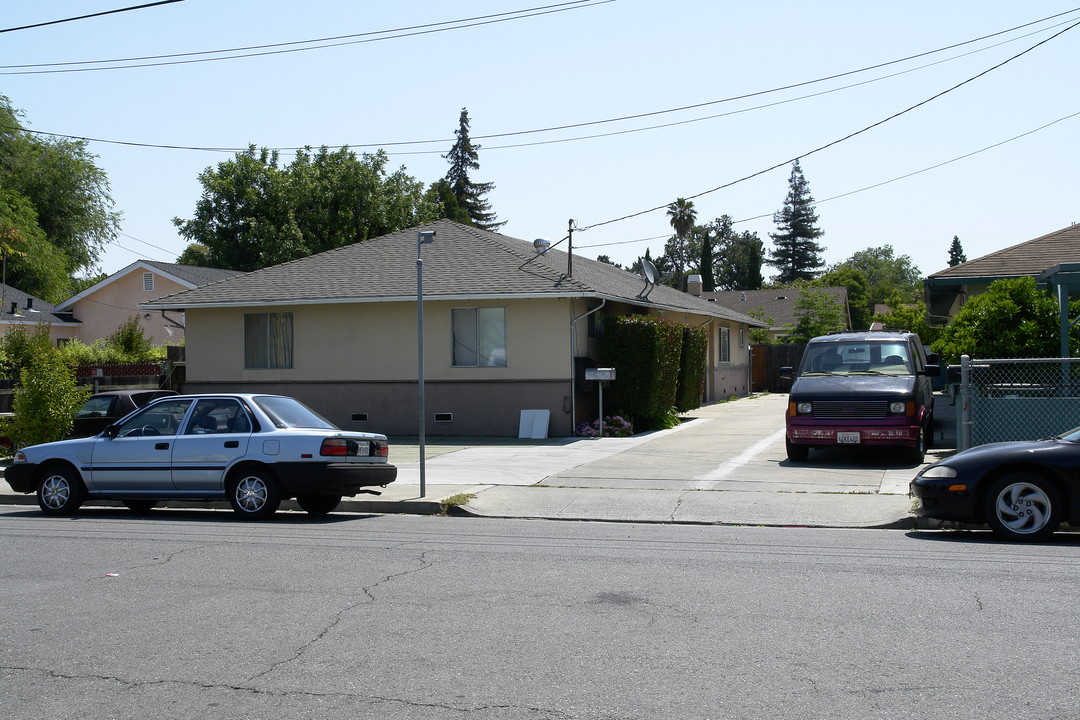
[[602, 315, 683, 426], [675, 324, 709, 412]]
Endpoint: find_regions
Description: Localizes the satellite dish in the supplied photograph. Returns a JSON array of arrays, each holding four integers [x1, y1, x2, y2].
[[641, 259, 658, 285]]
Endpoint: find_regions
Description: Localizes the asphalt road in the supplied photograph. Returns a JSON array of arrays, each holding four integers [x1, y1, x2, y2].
[[3, 509, 1078, 719]]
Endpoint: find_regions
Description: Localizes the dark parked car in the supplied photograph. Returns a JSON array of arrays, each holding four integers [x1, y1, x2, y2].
[[782, 331, 939, 462], [7, 393, 397, 519], [72, 390, 178, 438], [911, 426, 1080, 541]]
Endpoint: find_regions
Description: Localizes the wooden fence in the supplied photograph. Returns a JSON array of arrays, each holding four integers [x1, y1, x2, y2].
[[750, 343, 805, 393]]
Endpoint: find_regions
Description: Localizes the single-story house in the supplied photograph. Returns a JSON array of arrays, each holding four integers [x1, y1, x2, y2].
[[143, 220, 767, 437], [0, 284, 80, 344], [925, 222, 1080, 326], [56, 260, 242, 344], [694, 287, 851, 340]]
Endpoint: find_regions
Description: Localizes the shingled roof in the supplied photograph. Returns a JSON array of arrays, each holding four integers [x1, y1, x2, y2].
[[927, 223, 1080, 280], [143, 220, 766, 326], [700, 287, 850, 330]]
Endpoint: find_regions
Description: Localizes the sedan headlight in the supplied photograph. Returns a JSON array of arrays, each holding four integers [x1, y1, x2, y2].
[[919, 465, 957, 479]]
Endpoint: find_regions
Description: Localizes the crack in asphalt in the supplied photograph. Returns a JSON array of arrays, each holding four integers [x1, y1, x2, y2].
[[248, 550, 435, 682], [2, 664, 582, 716]]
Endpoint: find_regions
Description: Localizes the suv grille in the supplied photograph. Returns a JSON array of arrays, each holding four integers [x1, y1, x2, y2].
[[812, 400, 889, 419]]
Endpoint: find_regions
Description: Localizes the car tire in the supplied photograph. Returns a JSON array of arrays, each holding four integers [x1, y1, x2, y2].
[[785, 438, 809, 462], [227, 468, 281, 520], [907, 425, 927, 464], [296, 493, 342, 517], [123, 500, 157, 513], [984, 473, 1061, 542], [37, 466, 86, 516]]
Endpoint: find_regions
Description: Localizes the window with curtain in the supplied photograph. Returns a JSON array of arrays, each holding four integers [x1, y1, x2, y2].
[[719, 326, 730, 363], [244, 312, 294, 369], [452, 307, 507, 367]]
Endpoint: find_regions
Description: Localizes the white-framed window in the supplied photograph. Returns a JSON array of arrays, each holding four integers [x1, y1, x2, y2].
[[244, 312, 294, 369], [143, 273, 155, 291], [452, 307, 507, 367], [719, 326, 730, 363]]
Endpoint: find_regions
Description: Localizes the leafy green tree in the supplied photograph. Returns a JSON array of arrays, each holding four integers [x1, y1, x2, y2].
[[175, 243, 210, 266], [595, 255, 622, 268], [426, 178, 472, 224], [443, 108, 504, 231], [767, 160, 825, 283], [785, 287, 846, 343], [948, 235, 967, 266], [816, 266, 871, 331], [835, 245, 922, 308], [108, 315, 153, 359], [0, 96, 120, 301], [932, 277, 1077, 363], [871, 300, 939, 347], [708, 215, 764, 291], [748, 307, 774, 344], [174, 145, 437, 271]]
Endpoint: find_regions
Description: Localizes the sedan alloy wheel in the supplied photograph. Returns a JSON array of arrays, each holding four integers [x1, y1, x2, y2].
[[984, 473, 1061, 542]]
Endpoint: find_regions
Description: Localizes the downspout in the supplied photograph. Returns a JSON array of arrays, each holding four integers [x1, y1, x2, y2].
[[570, 299, 606, 435]]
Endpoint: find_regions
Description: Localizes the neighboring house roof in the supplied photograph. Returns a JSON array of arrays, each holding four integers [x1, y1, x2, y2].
[[142, 220, 767, 326], [924, 222, 1080, 324], [699, 287, 850, 331], [926, 223, 1080, 282], [0, 284, 80, 327], [55, 260, 243, 311]]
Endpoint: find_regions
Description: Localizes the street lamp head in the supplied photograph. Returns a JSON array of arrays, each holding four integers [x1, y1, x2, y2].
[[418, 230, 436, 245]]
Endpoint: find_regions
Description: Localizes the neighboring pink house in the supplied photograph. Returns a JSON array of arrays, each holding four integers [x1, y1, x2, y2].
[[56, 261, 241, 344]]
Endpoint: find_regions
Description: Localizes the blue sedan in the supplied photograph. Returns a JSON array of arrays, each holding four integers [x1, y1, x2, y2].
[[6, 394, 397, 519], [910, 426, 1080, 541]]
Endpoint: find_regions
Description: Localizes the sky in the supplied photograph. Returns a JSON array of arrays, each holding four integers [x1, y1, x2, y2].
[[2, 0, 1078, 283]]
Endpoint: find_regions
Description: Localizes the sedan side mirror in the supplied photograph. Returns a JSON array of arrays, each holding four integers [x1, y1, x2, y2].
[[102, 424, 119, 438]]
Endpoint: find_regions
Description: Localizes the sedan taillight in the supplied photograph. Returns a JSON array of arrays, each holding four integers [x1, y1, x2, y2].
[[319, 437, 387, 457]]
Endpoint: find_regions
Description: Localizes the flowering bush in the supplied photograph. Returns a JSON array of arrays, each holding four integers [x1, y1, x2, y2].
[[576, 415, 634, 437]]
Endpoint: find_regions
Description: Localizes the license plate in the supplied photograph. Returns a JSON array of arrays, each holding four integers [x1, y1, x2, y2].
[[837, 432, 861, 444]]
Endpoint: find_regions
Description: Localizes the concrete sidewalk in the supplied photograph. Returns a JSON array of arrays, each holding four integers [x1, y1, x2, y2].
[[0, 393, 940, 528]]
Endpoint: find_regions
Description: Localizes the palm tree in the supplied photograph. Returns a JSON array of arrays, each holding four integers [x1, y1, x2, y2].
[[665, 198, 697, 289]]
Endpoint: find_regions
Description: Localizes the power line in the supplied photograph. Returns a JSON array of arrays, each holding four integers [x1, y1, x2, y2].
[[0, 0, 614, 75], [575, 109, 1080, 251], [0, 1, 184, 34], [3, 7, 1076, 152], [578, 18, 1080, 233]]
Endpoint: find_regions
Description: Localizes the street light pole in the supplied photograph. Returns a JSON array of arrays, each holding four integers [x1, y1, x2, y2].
[[416, 230, 436, 497]]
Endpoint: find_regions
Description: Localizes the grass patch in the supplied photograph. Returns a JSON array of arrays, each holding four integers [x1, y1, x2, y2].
[[438, 493, 476, 515]]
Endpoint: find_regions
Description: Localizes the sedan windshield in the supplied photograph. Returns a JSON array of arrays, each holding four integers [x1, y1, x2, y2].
[[254, 396, 337, 429]]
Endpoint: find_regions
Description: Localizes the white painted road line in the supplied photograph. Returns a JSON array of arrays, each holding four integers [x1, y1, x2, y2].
[[689, 428, 787, 490]]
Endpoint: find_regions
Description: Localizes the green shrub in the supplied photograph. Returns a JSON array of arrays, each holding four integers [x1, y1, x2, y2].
[[602, 315, 684, 430], [675, 324, 708, 412], [2, 342, 91, 449]]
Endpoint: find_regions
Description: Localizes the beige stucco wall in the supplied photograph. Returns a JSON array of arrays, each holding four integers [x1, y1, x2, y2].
[[72, 269, 188, 344], [0, 322, 80, 344]]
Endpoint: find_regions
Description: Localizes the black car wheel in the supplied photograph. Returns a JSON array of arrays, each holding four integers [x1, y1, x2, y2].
[[37, 466, 86, 516], [296, 493, 342, 517], [123, 500, 157, 513], [785, 438, 809, 462], [227, 468, 281, 520], [984, 473, 1061, 542]]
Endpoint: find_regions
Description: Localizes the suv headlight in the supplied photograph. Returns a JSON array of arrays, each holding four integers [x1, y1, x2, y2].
[[796, 402, 812, 414]]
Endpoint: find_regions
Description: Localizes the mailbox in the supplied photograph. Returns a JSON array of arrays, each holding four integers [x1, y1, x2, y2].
[[585, 368, 616, 382]]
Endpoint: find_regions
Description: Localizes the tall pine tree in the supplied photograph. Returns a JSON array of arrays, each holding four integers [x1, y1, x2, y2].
[[443, 108, 504, 231], [767, 160, 825, 283], [948, 235, 967, 266]]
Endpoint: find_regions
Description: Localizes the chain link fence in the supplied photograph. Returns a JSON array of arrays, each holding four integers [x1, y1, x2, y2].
[[959, 355, 1080, 450]]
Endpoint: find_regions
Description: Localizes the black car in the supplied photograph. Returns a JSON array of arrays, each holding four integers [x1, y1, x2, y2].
[[72, 390, 178, 438], [910, 426, 1080, 541]]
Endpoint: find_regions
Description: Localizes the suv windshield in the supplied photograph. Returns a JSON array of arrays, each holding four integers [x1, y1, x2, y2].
[[801, 341, 913, 375], [254, 396, 337, 429]]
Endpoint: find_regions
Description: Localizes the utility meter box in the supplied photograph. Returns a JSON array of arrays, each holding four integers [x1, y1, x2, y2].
[[585, 368, 616, 381]]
